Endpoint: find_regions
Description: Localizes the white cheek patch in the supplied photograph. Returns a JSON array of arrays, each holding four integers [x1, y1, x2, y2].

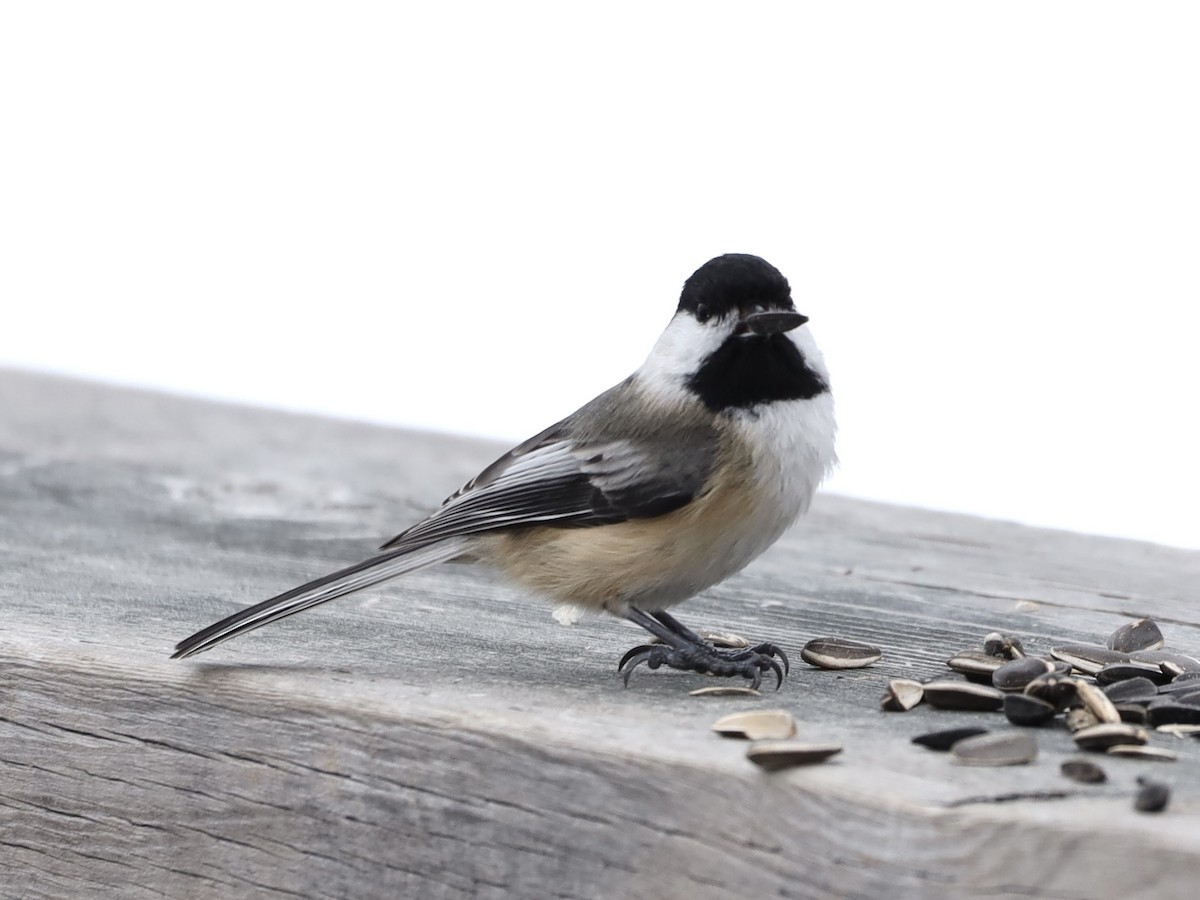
[[636, 313, 731, 405], [787, 325, 832, 387]]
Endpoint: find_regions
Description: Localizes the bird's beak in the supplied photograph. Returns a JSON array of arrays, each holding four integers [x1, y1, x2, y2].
[[740, 309, 808, 336]]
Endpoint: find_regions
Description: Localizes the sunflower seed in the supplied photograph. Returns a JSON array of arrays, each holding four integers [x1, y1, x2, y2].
[[1073, 723, 1148, 751], [711, 709, 796, 740], [689, 685, 762, 697], [1004, 693, 1057, 726], [1146, 703, 1200, 727], [800, 637, 882, 670], [1114, 703, 1149, 725], [1075, 680, 1121, 724], [1108, 745, 1178, 762], [1158, 677, 1200, 694], [952, 731, 1037, 766], [992, 657, 1054, 691], [1051, 644, 1129, 675], [1061, 758, 1107, 783], [697, 630, 752, 649], [923, 680, 1004, 711], [983, 632, 1026, 659], [1024, 673, 1079, 710], [1130, 650, 1200, 673], [880, 678, 924, 712], [1134, 778, 1170, 813], [1106, 618, 1165, 653], [912, 727, 989, 752], [947, 651, 1004, 681], [746, 741, 842, 770], [1094, 662, 1171, 686], [1102, 676, 1160, 705], [1159, 724, 1200, 736]]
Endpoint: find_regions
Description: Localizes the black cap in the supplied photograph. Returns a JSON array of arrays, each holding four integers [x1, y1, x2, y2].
[[677, 254, 793, 322]]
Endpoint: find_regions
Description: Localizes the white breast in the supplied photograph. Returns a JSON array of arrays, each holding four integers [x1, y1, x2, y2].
[[633, 326, 837, 609]]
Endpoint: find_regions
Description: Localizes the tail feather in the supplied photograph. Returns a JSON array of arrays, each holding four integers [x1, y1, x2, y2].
[[171, 537, 470, 659]]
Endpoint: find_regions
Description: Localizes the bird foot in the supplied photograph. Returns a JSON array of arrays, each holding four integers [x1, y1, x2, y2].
[[618, 641, 789, 690]]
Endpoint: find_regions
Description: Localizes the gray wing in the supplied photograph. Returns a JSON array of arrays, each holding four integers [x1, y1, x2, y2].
[[380, 387, 717, 551], [171, 382, 717, 660]]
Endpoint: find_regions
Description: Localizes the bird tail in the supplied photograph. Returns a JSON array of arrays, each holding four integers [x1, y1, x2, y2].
[[171, 537, 470, 659]]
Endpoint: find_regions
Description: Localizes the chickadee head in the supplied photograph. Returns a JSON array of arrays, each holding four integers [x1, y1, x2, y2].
[[677, 254, 808, 337], [641, 254, 825, 412]]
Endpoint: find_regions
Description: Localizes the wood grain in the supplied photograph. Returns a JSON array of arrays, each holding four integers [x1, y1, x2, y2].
[[2, 367, 1198, 899]]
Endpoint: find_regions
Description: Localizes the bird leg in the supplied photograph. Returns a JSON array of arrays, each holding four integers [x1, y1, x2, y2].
[[618, 608, 789, 690]]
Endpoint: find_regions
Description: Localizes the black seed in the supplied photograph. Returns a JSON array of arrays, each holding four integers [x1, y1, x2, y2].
[[1004, 693, 1057, 726], [923, 681, 1005, 711], [1061, 758, 1107, 784], [1101, 677, 1160, 704], [1134, 779, 1170, 813], [1130, 650, 1200, 673], [1159, 677, 1200, 695], [1094, 662, 1171, 686], [993, 657, 1054, 691], [1106, 618, 1165, 653], [1114, 703, 1149, 725], [1146, 703, 1200, 727], [983, 632, 1026, 659], [1024, 673, 1079, 710], [912, 727, 989, 752]]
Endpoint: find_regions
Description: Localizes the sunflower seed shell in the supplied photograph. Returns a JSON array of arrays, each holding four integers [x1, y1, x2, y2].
[[1075, 680, 1122, 724], [952, 731, 1038, 767], [690, 685, 762, 697], [800, 637, 882, 670], [1061, 758, 1107, 784], [1073, 723, 1148, 751], [746, 741, 842, 770], [711, 709, 796, 740], [880, 678, 924, 712], [1108, 745, 1178, 761], [1051, 644, 1129, 675]]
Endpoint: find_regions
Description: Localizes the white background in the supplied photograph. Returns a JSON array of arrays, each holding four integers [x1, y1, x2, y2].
[[2, 2, 1197, 550]]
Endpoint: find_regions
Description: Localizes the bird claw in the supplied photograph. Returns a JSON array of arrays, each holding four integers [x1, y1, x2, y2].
[[617, 640, 788, 690]]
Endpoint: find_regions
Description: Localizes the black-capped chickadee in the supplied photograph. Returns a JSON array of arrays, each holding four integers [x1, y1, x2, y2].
[[173, 254, 837, 688]]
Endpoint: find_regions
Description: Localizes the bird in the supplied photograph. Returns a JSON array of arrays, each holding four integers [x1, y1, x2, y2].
[[172, 253, 837, 689]]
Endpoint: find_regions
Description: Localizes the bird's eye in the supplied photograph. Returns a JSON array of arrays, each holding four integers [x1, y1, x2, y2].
[[695, 303, 711, 322]]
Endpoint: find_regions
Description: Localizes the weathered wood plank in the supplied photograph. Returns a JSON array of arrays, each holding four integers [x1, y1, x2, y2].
[[2, 367, 1199, 899]]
